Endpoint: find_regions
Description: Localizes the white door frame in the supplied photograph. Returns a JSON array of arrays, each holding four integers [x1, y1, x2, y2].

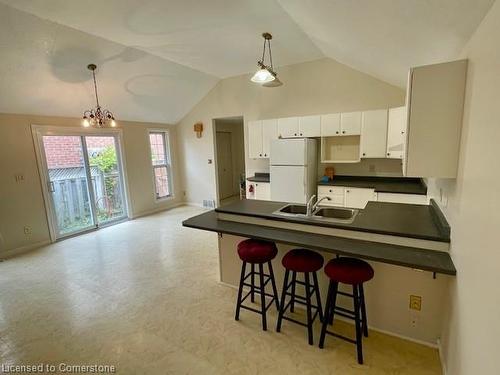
[[31, 125, 132, 242]]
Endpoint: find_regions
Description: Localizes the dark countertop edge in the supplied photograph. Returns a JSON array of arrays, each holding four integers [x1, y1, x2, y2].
[[182, 211, 456, 276], [215, 205, 450, 243], [429, 199, 451, 238], [247, 173, 270, 183], [247, 177, 270, 182], [317, 176, 427, 195]]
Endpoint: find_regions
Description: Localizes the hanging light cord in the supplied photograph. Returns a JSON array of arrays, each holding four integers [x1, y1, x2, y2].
[[267, 39, 273, 70], [92, 69, 100, 107]]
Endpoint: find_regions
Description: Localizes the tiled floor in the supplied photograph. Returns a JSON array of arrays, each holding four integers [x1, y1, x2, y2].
[[0, 206, 442, 374]]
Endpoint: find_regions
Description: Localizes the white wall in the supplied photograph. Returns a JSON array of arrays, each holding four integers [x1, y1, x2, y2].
[[426, 1, 500, 373], [176, 58, 405, 205], [0, 113, 182, 255]]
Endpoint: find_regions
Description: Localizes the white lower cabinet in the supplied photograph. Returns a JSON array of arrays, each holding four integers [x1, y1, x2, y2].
[[254, 182, 271, 200], [344, 187, 377, 209], [317, 186, 376, 209], [377, 192, 428, 205]]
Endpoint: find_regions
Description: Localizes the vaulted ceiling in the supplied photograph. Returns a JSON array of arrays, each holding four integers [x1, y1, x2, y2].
[[0, 0, 494, 123]]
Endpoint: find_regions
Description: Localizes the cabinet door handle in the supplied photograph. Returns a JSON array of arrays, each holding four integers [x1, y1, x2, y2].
[[264, 153, 267, 157], [342, 130, 346, 134], [329, 189, 332, 193], [387, 152, 390, 156], [259, 153, 262, 156], [294, 133, 297, 136], [401, 131, 405, 134], [335, 131, 339, 134], [300, 133, 303, 136], [362, 153, 366, 156], [346, 190, 350, 193]]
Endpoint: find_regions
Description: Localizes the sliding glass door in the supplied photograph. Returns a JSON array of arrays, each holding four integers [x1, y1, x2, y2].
[[39, 132, 127, 239]]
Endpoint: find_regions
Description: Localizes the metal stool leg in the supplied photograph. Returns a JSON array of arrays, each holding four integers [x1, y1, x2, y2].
[[250, 263, 255, 303], [235, 261, 246, 321], [258, 263, 267, 331], [312, 271, 324, 323], [268, 261, 280, 310], [276, 269, 290, 332], [353, 284, 364, 364], [290, 271, 297, 312], [304, 272, 314, 345], [359, 283, 368, 337], [319, 280, 335, 348]]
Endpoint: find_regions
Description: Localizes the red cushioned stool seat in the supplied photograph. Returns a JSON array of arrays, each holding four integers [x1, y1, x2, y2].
[[235, 239, 280, 331], [282, 248, 324, 272], [324, 257, 374, 285], [237, 239, 278, 264]]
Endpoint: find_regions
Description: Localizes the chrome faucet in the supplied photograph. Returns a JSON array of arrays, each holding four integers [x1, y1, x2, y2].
[[306, 195, 332, 217], [312, 196, 332, 213], [306, 195, 316, 217]]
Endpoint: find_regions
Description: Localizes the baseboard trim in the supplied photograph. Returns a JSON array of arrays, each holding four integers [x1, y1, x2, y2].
[[131, 202, 184, 219], [218, 280, 438, 348], [184, 202, 207, 209], [0, 240, 51, 260]]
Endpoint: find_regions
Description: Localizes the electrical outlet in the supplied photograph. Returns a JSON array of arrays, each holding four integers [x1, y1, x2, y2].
[[409, 295, 422, 311], [15, 174, 25, 183], [409, 311, 420, 328], [23, 226, 32, 235]]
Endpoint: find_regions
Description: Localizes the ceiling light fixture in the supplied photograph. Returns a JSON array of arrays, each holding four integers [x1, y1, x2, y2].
[[250, 32, 283, 87], [82, 64, 116, 128]]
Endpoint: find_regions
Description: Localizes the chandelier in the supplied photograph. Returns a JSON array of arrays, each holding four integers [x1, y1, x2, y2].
[[82, 64, 116, 128], [250, 32, 283, 87]]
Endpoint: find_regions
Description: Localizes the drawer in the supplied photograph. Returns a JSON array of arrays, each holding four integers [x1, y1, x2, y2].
[[318, 185, 345, 195], [318, 194, 344, 206]]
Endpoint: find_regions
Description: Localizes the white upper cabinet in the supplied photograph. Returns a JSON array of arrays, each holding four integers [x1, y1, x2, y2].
[[320, 113, 341, 136], [386, 106, 407, 159], [262, 119, 278, 158], [360, 109, 388, 158], [277, 117, 299, 138], [340, 112, 362, 135], [404, 59, 467, 177], [248, 119, 277, 159], [298, 115, 321, 137], [247, 120, 263, 159]]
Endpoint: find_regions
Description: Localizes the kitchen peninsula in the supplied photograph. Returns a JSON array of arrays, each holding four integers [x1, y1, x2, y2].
[[183, 198, 455, 344]]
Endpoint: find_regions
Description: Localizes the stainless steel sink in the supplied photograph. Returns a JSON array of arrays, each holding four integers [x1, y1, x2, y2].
[[313, 207, 358, 223], [274, 204, 358, 223]]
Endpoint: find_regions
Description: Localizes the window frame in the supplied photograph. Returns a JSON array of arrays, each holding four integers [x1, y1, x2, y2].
[[148, 130, 174, 201]]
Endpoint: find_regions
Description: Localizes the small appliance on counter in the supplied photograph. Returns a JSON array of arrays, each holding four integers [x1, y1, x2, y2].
[[270, 138, 317, 203]]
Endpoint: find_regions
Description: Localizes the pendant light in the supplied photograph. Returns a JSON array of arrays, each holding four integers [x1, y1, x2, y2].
[[82, 64, 116, 128], [250, 33, 283, 87]]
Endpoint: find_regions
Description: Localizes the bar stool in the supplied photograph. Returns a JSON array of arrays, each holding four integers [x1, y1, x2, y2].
[[234, 239, 280, 331], [319, 257, 374, 364], [276, 248, 324, 345]]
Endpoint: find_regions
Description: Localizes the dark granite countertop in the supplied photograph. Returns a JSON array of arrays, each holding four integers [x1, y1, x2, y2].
[[247, 173, 270, 183], [215, 199, 450, 243], [318, 176, 427, 195], [183, 211, 456, 275]]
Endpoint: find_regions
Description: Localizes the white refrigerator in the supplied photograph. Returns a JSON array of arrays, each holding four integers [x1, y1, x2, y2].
[[270, 138, 318, 203]]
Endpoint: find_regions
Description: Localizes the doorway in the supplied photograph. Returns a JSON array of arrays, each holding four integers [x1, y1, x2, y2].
[[214, 117, 245, 207], [33, 127, 128, 240]]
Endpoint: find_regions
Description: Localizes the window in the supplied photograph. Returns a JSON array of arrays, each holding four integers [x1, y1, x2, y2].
[[149, 131, 172, 199]]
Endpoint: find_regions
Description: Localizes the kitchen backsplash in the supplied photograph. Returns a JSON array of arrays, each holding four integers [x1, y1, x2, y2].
[[319, 158, 404, 177]]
